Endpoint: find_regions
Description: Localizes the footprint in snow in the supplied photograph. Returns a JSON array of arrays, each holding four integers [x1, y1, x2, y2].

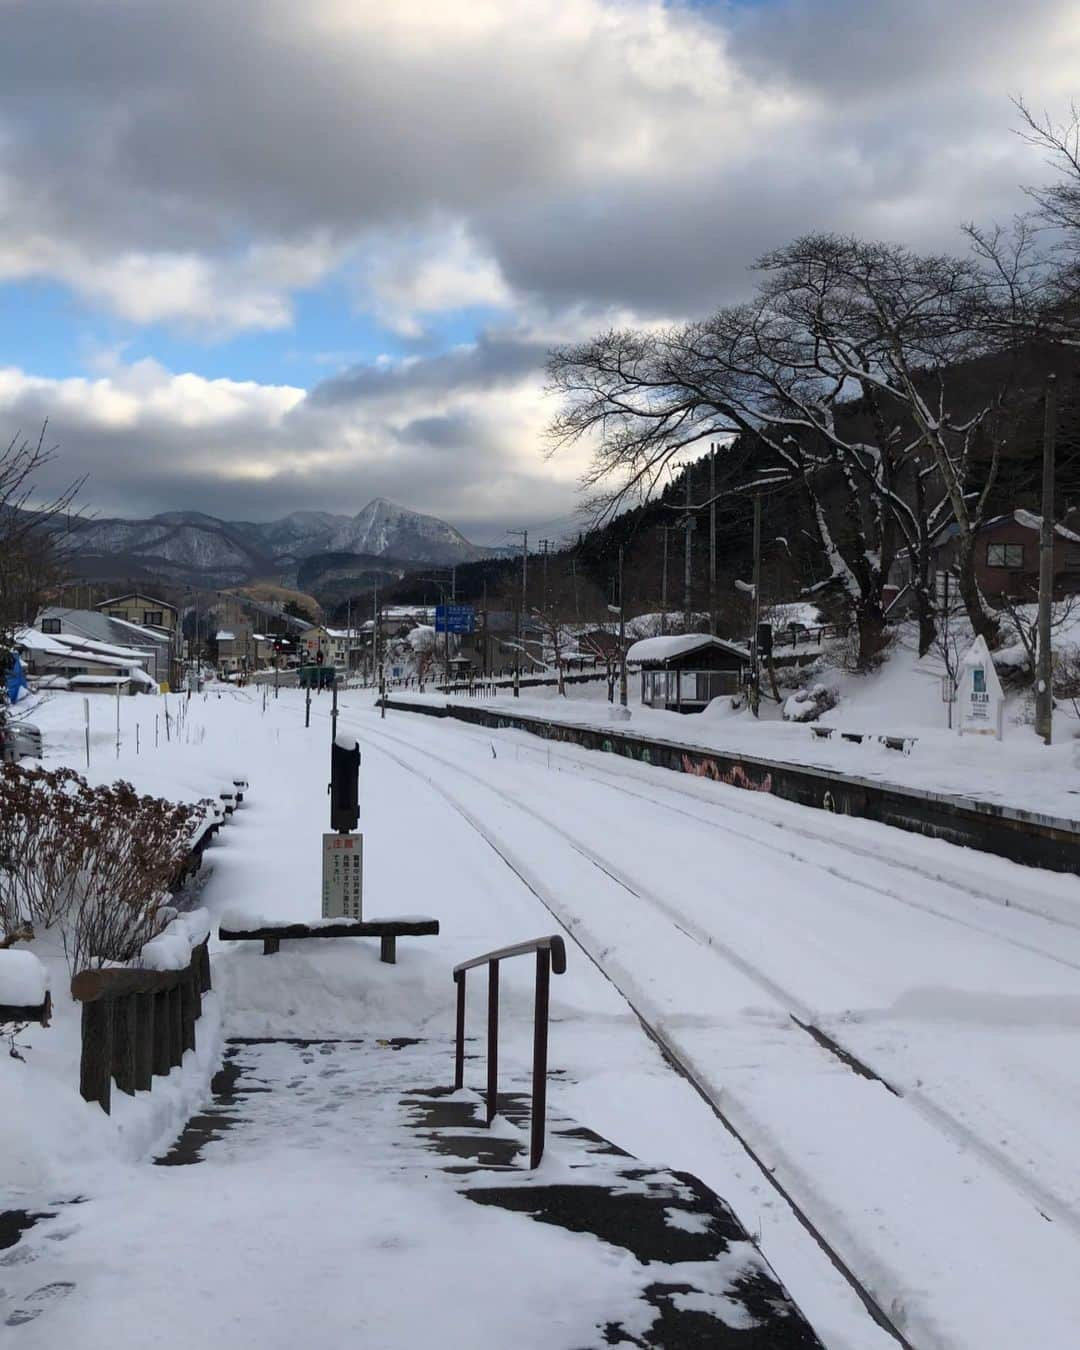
[[0, 1247, 38, 1268], [5, 1281, 76, 1326]]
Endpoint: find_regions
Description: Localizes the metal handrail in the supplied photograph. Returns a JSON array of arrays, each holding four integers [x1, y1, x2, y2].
[[453, 934, 566, 1168]]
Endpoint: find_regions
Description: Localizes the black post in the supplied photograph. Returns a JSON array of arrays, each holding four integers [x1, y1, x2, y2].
[[486, 961, 499, 1125], [531, 948, 551, 1168], [454, 974, 466, 1090]]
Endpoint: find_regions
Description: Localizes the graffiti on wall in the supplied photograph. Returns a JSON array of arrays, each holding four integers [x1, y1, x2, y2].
[[680, 754, 773, 794]]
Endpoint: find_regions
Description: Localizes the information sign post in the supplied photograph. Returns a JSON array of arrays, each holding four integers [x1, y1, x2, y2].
[[322, 734, 363, 918], [957, 636, 1004, 739]]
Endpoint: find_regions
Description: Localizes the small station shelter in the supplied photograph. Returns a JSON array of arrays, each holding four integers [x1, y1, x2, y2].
[[628, 634, 749, 713]]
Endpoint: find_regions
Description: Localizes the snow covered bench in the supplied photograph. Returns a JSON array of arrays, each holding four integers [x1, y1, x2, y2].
[[0, 950, 51, 1027], [810, 727, 917, 754], [218, 916, 440, 963]]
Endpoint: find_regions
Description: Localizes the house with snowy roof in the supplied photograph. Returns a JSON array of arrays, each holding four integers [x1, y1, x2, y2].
[[34, 608, 172, 684], [17, 626, 158, 694], [889, 509, 1080, 607]]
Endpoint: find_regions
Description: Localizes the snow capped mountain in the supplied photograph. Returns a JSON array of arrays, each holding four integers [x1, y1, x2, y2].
[[326, 498, 487, 565], [62, 499, 490, 586]]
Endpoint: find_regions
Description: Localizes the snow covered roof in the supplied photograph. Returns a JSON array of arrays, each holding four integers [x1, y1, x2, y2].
[[101, 614, 172, 645], [216, 630, 236, 641], [1012, 509, 1080, 543], [69, 675, 131, 688], [35, 608, 168, 653], [17, 627, 148, 667], [626, 634, 750, 664]]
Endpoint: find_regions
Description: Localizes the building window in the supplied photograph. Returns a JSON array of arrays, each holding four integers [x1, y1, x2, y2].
[[41, 618, 62, 634], [143, 611, 163, 626], [108, 611, 127, 621], [986, 543, 1024, 568]]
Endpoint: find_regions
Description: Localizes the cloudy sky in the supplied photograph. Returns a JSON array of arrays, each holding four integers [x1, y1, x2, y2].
[[1, 0, 1077, 543]]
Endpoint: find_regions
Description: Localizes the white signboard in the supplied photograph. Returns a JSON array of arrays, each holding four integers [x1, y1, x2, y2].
[[957, 636, 1004, 739], [322, 832, 363, 919]]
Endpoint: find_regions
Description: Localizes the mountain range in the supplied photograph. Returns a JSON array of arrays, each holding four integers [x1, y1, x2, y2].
[[61, 498, 498, 591]]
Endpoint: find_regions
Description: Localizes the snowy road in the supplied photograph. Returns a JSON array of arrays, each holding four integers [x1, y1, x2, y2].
[[10, 686, 1080, 1349]]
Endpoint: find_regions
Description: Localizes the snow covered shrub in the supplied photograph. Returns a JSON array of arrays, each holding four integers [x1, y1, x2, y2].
[[783, 684, 838, 722], [0, 763, 204, 970]]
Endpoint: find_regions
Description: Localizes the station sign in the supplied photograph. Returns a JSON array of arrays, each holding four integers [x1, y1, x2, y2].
[[435, 604, 475, 634], [957, 635, 1004, 739], [322, 832, 363, 919]]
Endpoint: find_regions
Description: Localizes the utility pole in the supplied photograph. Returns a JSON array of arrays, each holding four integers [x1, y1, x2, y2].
[[539, 539, 552, 607], [709, 446, 717, 635], [481, 578, 489, 677], [618, 545, 627, 707], [683, 470, 694, 632], [749, 494, 763, 718], [507, 529, 528, 697], [372, 584, 379, 687], [1036, 373, 1057, 744], [660, 526, 669, 635]]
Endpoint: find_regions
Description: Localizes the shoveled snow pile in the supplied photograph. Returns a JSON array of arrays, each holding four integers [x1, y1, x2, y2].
[[0, 949, 49, 1006]]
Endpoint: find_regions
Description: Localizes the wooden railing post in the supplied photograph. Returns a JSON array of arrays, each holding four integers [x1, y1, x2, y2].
[[197, 940, 211, 993], [531, 948, 551, 1168], [135, 990, 154, 1090], [113, 994, 137, 1096], [153, 989, 171, 1077], [169, 985, 183, 1065], [179, 969, 197, 1053], [454, 973, 466, 1090], [80, 1000, 113, 1114], [486, 961, 499, 1124]]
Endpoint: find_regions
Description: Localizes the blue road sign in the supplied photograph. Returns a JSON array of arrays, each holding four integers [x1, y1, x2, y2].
[[435, 604, 475, 634]]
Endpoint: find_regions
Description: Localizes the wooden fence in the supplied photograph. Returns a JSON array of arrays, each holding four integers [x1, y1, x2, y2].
[[71, 937, 211, 1114]]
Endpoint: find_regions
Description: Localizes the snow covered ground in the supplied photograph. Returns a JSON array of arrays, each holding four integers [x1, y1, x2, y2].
[[5, 682, 1080, 1347]]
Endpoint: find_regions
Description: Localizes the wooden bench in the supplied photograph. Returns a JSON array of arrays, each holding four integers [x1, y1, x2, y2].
[[218, 917, 440, 963], [879, 734, 918, 754]]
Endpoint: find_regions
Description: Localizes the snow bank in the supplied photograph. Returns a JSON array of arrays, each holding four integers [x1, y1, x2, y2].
[[139, 908, 211, 971], [0, 949, 49, 1006]]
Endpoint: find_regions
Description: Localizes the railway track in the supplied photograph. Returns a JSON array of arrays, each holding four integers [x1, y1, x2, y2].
[[260, 694, 1080, 1345]]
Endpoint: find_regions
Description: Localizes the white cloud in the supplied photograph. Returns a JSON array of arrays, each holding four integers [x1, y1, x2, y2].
[[0, 346, 589, 531], [361, 222, 513, 336]]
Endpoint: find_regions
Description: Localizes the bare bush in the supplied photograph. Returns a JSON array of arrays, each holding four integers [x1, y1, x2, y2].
[[0, 763, 204, 970]]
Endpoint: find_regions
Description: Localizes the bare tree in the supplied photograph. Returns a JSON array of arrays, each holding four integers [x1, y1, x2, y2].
[[0, 427, 84, 720], [548, 233, 1007, 664], [0, 427, 83, 644]]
